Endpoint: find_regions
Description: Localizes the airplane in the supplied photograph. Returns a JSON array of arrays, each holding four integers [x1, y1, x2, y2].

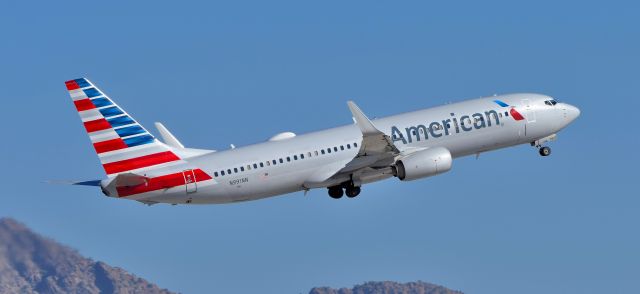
[[64, 78, 580, 204]]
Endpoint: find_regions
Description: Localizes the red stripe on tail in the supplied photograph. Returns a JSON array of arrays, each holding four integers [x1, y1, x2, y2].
[[93, 138, 128, 154], [103, 151, 180, 174], [65, 80, 80, 90], [74, 99, 95, 112], [116, 169, 212, 197], [84, 118, 111, 133]]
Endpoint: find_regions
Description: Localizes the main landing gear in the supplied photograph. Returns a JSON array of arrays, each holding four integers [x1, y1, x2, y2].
[[328, 186, 344, 199], [327, 182, 361, 199]]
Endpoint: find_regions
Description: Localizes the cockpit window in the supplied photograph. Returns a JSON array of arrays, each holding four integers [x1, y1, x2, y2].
[[544, 99, 558, 106]]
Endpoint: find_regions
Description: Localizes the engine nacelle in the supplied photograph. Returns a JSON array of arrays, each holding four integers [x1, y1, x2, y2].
[[395, 147, 452, 181]]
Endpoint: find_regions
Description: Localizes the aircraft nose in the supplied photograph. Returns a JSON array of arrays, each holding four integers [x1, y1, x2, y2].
[[563, 103, 581, 122]]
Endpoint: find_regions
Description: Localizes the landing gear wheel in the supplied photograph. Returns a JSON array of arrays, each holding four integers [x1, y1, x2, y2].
[[328, 187, 344, 199], [345, 186, 361, 198], [539, 146, 551, 157]]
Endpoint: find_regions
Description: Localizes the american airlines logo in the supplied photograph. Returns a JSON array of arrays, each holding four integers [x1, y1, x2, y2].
[[391, 100, 524, 144]]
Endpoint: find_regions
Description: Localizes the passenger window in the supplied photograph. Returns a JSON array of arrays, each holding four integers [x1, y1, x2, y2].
[[340, 145, 344, 150], [286, 157, 291, 162], [354, 142, 358, 147], [221, 171, 225, 176], [214, 172, 219, 177], [499, 113, 503, 118], [505, 111, 509, 117], [315, 151, 319, 156], [327, 148, 332, 153], [294, 155, 298, 160], [240, 166, 244, 172], [332, 147, 336, 152], [234, 168, 238, 173], [266, 161, 270, 166], [227, 169, 231, 174], [260, 162, 264, 167], [301, 154, 305, 159], [272, 159, 277, 165], [347, 144, 351, 149], [253, 163, 258, 169], [279, 158, 283, 163], [321, 150, 325, 155], [307, 152, 312, 157]]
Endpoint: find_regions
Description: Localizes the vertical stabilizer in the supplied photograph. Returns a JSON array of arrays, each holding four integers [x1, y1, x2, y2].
[[65, 78, 182, 177]]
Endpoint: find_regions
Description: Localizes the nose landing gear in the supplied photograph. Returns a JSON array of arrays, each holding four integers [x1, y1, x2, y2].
[[532, 134, 556, 157], [538, 146, 551, 156]]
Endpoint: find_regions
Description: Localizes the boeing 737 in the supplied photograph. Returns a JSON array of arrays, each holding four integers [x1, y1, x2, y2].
[[64, 78, 580, 204]]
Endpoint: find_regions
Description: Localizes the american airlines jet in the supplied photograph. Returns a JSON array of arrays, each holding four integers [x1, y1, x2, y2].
[[64, 78, 580, 204]]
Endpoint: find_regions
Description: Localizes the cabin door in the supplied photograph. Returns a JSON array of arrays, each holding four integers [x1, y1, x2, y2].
[[522, 99, 536, 123], [183, 169, 198, 194], [521, 99, 536, 137]]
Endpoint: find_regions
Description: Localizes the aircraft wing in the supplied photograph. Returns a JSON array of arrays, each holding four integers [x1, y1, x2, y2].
[[303, 102, 402, 188]]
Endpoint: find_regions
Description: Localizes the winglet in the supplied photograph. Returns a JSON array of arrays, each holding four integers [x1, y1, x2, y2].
[[347, 101, 383, 135], [155, 122, 185, 149]]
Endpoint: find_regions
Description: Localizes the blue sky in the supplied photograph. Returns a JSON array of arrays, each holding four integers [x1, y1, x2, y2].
[[1, 1, 638, 293]]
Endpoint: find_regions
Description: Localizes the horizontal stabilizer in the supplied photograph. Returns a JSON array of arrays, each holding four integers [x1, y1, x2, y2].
[[45, 179, 102, 186], [155, 122, 185, 148]]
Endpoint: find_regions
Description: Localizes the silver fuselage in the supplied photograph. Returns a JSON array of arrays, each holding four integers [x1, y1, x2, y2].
[[120, 93, 579, 204]]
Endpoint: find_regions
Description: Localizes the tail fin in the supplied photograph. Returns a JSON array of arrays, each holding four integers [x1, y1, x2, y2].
[[65, 78, 182, 177]]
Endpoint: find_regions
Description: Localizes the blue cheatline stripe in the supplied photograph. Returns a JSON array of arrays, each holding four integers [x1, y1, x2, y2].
[[124, 134, 155, 147], [493, 100, 509, 107], [107, 116, 135, 128], [115, 125, 146, 137], [75, 78, 90, 88], [83, 88, 101, 98], [91, 97, 112, 107], [99, 106, 124, 117]]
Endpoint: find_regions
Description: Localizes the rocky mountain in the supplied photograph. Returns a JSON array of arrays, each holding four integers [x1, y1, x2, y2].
[[309, 281, 463, 294], [0, 217, 175, 294]]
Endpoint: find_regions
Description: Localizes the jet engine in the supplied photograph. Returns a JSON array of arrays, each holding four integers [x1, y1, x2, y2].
[[394, 147, 452, 181]]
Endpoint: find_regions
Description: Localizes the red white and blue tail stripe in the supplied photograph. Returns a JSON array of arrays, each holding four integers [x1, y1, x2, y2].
[[65, 78, 182, 177]]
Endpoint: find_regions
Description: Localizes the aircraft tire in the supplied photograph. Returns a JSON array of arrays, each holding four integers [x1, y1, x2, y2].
[[345, 186, 361, 198], [539, 146, 551, 157], [328, 187, 344, 199]]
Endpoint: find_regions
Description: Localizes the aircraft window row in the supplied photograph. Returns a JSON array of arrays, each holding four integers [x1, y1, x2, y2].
[[544, 100, 558, 106], [213, 142, 359, 178]]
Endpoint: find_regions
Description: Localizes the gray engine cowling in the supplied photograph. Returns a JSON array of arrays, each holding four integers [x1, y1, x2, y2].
[[395, 147, 453, 181]]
